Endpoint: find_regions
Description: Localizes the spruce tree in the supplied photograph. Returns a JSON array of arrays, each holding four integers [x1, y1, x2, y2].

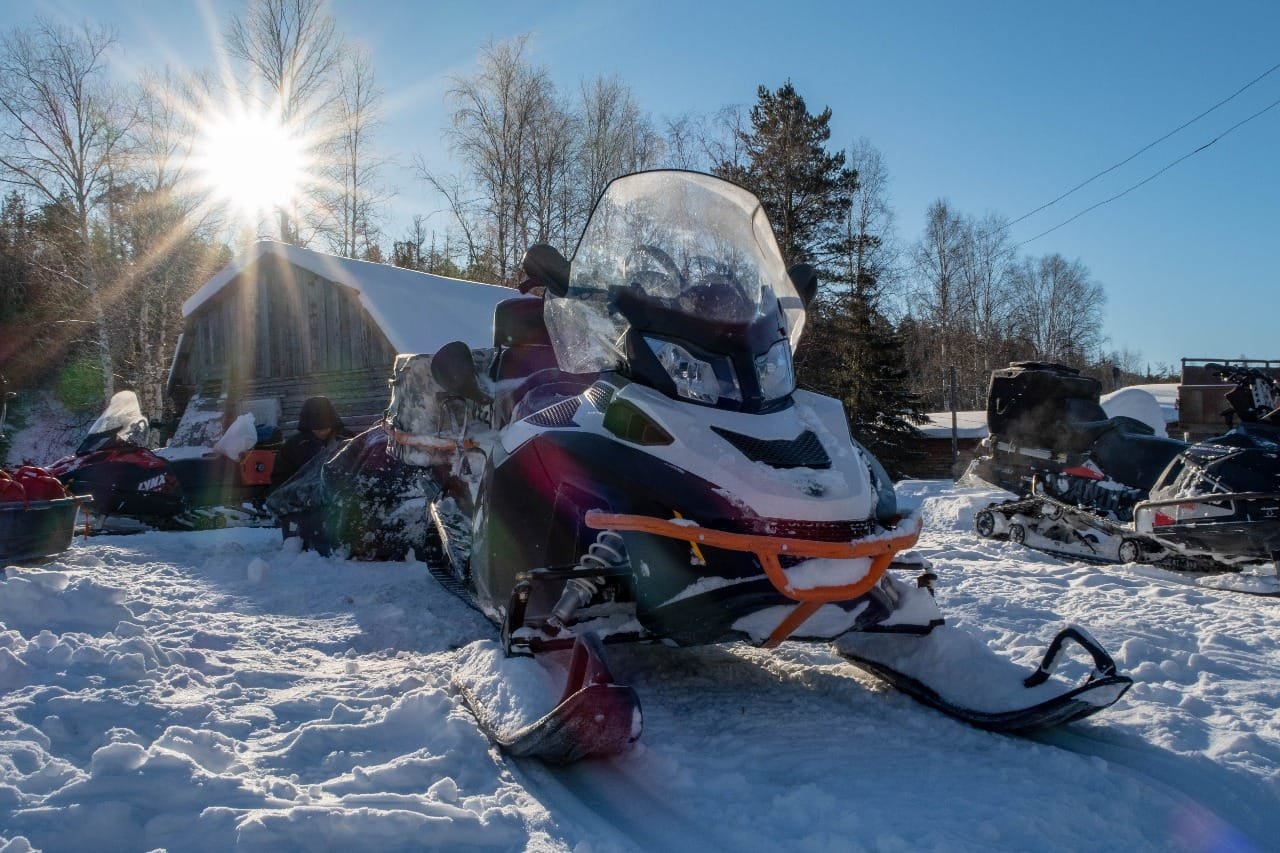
[[715, 83, 923, 476], [712, 82, 853, 269]]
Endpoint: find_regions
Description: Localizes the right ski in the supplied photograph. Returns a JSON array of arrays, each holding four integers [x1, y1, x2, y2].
[[834, 625, 1133, 733], [453, 632, 641, 764]]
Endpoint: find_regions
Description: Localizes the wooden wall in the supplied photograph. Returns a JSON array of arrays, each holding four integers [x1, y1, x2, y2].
[[171, 256, 399, 433]]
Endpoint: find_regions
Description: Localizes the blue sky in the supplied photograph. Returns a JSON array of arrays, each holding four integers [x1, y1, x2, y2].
[[7, 0, 1280, 372]]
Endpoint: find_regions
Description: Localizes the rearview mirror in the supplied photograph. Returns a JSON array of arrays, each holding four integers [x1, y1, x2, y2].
[[788, 263, 819, 309], [522, 244, 570, 297]]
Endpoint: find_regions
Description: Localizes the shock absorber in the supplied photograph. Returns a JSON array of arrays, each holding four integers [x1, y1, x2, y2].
[[545, 530, 627, 634]]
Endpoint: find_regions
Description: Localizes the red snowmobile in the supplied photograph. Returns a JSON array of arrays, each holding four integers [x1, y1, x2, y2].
[[48, 391, 277, 532]]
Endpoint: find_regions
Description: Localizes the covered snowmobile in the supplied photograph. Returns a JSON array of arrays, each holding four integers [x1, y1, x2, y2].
[[971, 361, 1280, 593], [48, 391, 277, 532], [428, 172, 1130, 762]]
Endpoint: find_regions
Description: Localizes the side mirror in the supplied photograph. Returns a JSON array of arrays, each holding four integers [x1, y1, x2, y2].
[[430, 340, 489, 404], [788, 263, 819, 309], [522, 244, 570, 297]]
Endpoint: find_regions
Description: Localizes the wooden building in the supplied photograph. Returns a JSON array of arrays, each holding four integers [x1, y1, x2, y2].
[[910, 410, 988, 479], [167, 240, 513, 439]]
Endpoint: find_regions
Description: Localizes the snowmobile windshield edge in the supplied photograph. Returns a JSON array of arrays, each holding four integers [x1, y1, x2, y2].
[[82, 390, 150, 451], [546, 171, 804, 378]]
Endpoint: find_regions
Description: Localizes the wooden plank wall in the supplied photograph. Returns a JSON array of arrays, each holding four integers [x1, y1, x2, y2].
[[174, 256, 402, 435]]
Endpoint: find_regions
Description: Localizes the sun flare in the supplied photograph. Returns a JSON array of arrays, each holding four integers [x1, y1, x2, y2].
[[194, 108, 309, 219]]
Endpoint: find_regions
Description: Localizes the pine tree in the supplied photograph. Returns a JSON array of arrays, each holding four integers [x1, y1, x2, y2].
[[712, 82, 853, 270], [715, 83, 923, 475], [798, 286, 924, 478]]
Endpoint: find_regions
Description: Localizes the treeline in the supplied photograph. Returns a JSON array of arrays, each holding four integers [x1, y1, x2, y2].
[[0, 1, 1173, 467]]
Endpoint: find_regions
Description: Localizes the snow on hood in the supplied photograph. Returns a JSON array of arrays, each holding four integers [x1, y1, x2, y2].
[[182, 240, 516, 353]]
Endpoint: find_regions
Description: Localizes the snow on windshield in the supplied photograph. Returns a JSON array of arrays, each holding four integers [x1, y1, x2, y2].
[[546, 171, 803, 374]]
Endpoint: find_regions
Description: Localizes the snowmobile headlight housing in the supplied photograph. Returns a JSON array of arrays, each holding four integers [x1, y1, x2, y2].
[[644, 337, 741, 405], [754, 340, 795, 402]]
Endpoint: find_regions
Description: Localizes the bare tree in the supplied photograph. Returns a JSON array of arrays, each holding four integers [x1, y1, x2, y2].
[[1010, 253, 1106, 364], [0, 18, 135, 398], [912, 200, 967, 364], [577, 74, 659, 211], [225, 0, 342, 243], [317, 45, 389, 258], [845, 138, 899, 305], [954, 212, 1017, 404], [432, 35, 555, 283]]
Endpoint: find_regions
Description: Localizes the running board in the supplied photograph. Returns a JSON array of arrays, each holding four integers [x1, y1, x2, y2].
[[833, 625, 1132, 733]]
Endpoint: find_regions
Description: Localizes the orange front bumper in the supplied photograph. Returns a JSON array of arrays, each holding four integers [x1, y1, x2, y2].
[[584, 509, 922, 647]]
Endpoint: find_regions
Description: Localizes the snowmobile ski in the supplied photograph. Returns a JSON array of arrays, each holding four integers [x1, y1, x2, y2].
[[453, 632, 641, 763], [834, 625, 1132, 732]]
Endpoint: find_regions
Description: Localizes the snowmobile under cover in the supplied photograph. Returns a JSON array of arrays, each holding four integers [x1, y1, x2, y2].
[[971, 362, 1280, 594], [422, 171, 1130, 762]]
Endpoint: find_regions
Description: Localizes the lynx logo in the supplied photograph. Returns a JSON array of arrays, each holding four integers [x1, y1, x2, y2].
[[138, 474, 167, 492]]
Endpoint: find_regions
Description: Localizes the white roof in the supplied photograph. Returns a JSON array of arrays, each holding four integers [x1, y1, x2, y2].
[[919, 410, 988, 439], [183, 240, 516, 352]]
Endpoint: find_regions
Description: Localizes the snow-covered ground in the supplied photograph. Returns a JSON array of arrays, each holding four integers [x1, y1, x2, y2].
[[2, 480, 1278, 852]]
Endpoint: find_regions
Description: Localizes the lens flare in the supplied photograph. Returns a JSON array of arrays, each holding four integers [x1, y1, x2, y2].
[[193, 107, 309, 219]]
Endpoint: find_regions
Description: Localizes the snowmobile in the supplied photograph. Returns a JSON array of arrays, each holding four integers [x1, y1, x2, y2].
[[970, 361, 1280, 594], [426, 171, 1131, 763], [48, 391, 278, 533]]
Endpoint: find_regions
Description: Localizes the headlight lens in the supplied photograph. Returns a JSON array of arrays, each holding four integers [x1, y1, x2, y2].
[[645, 337, 741, 405], [755, 340, 795, 401]]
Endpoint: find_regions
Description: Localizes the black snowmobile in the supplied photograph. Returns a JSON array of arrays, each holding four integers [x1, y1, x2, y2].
[[426, 171, 1131, 763], [970, 361, 1280, 594], [49, 391, 278, 532]]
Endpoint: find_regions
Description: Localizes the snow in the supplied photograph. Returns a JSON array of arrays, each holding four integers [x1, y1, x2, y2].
[[1101, 386, 1174, 436], [182, 240, 516, 353], [2, 480, 1280, 851]]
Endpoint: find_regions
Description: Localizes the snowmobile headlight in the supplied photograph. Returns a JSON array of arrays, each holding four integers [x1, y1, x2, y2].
[[645, 337, 741, 405], [755, 340, 795, 402]]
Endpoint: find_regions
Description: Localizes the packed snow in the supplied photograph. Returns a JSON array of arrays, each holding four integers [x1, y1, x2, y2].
[[2, 480, 1278, 851]]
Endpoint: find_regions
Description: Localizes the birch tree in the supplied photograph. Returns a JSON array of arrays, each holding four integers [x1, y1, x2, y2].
[[0, 18, 134, 398]]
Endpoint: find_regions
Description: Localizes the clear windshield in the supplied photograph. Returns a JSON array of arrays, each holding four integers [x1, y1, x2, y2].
[[546, 171, 804, 374], [87, 390, 149, 446]]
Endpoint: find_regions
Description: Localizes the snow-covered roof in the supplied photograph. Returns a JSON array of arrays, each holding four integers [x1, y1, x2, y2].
[[183, 240, 516, 352], [919, 410, 988, 439]]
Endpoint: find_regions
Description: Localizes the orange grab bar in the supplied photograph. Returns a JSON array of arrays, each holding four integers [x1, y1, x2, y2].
[[583, 510, 921, 605]]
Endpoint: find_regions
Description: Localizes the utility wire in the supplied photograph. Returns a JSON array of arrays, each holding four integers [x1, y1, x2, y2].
[[1015, 95, 1280, 248], [1009, 60, 1280, 227]]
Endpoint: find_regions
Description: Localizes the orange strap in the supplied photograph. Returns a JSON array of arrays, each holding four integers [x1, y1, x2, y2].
[[390, 429, 479, 451], [583, 510, 921, 646]]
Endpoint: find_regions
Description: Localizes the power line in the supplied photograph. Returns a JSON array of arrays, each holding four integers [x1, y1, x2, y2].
[[1015, 95, 1280, 248], [1009, 60, 1280, 227]]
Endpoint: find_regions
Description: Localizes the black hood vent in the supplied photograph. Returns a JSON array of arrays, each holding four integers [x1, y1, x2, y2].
[[711, 426, 831, 469]]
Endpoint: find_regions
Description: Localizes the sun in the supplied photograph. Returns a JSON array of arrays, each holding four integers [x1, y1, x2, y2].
[[194, 107, 310, 220]]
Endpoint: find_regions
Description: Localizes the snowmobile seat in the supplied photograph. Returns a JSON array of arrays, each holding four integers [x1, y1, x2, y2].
[[492, 297, 559, 383], [1090, 419, 1187, 491], [490, 296, 594, 428]]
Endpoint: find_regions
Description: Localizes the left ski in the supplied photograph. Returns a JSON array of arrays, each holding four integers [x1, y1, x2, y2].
[[834, 625, 1132, 732]]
